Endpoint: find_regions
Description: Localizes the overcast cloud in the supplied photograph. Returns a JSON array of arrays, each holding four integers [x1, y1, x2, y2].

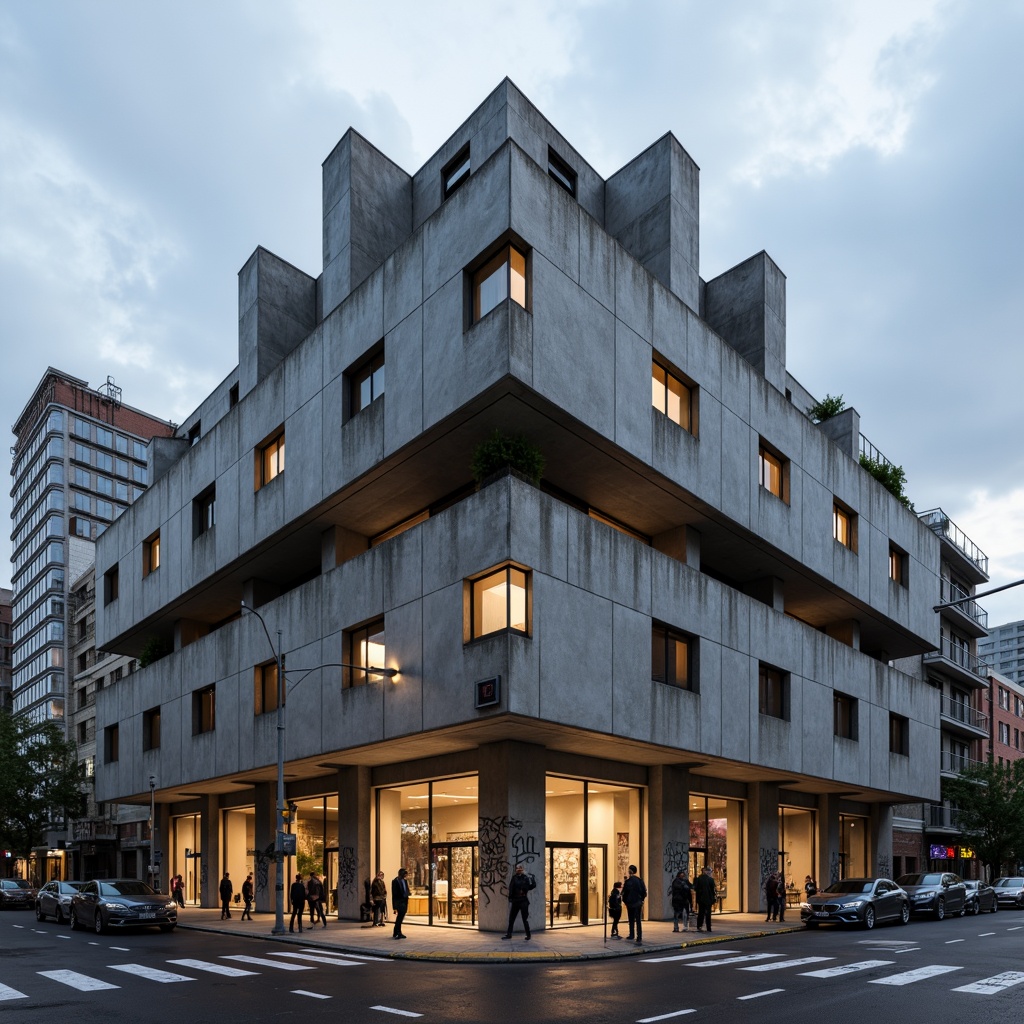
[[1, 0, 1021, 623]]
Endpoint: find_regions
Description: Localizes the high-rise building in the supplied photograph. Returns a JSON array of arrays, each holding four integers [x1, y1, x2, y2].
[[979, 619, 1024, 684], [0, 587, 12, 712]]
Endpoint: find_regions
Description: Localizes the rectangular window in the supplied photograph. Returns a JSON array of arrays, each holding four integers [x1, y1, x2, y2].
[[758, 664, 788, 719], [229, 382, 240, 408], [256, 428, 285, 489], [998, 722, 1010, 744], [72, 417, 91, 439], [96, 427, 113, 448], [104, 723, 119, 764], [889, 544, 907, 585], [469, 564, 530, 640], [193, 486, 216, 539], [442, 144, 471, 199], [187, 422, 201, 446], [344, 619, 386, 689], [472, 245, 527, 322], [651, 623, 696, 691], [143, 531, 161, 576], [254, 661, 280, 715], [833, 502, 856, 550], [889, 713, 909, 755], [758, 444, 786, 500], [96, 451, 113, 473], [652, 361, 695, 434], [143, 707, 161, 751], [350, 348, 385, 414], [193, 684, 216, 735], [547, 147, 577, 196], [834, 692, 858, 739]]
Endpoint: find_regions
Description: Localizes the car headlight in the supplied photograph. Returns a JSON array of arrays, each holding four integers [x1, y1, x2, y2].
[[839, 899, 865, 909], [102, 902, 128, 911], [165, 901, 176, 910], [913, 891, 934, 900]]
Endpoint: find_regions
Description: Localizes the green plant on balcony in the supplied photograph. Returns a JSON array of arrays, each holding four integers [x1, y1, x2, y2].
[[859, 455, 914, 511], [138, 636, 172, 668], [471, 430, 545, 486], [806, 394, 846, 423]]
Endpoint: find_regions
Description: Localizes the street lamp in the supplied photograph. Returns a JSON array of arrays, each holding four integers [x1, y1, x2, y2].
[[934, 577, 1024, 612], [240, 601, 398, 934], [148, 774, 159, 892]]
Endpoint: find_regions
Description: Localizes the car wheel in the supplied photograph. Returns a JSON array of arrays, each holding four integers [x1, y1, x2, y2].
[[35, 904, 44, 922], [94, 912, 105, 935], [935, 899, 945, 921], [70, 909, 82, 931], [991, 901, 998, 914], [971, 899, 981, 916], [899, 902, 910, 925], [863, 906, 876, 930]]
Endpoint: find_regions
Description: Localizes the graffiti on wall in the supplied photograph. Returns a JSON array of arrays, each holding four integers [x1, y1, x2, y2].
[[759, 846, 779, 895], [338, 846, 357, 899], [876, 854, 891, 881], [617, 832, 630, 881], [663, 841, 689, 877], [829, 852, 841, 885], [478, 815, 539, 906], [253, 843, 274, 897]]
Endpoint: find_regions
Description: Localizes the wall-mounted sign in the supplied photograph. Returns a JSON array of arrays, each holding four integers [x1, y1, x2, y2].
[[475, 676, 501, 709], [930, 844, 955, 859], [959, 847, 975, 859], [280, 832, 297, 856]]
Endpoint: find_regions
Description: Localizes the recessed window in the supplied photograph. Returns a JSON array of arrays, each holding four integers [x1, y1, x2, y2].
[[833, 502, 856, 550], [442, 144, 471, 199], [652, 360, 696, 434], [256, 428, 285, 490], [889, 713, 909, 756], [469, 564, 530, 640], [187, 422, 201, 446], [889, 545, 907, 586], [758, 444, 787, 501], [350, 347, 385, 414], [547, 147, 577, 197], [833, 692, 858, 739], [193, 684, 216, 735], [192, 485, 216, 540], [104, 723, 119, 764], [229, 382, 239, 408], [344, 618, 386, 689], [254, 661, 280, 715], [143, 707, 161, 751], [103, 566, 119, 605], [472, 245, 527, 322], [143, 531, 161, 577], [652, 622, 696, 691], [758, 663, 788, 720]]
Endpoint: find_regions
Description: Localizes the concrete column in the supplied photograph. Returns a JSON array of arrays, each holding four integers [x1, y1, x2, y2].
[[817, 794, 842, 886], [477, 741, 546, 934], [746, 782, 780, 915], [253, 781, 278, 913], [336, 766, 372, 920], [871, 803, 895, 880], [648, 765, 691, 919], [198, 794, 220, 908]]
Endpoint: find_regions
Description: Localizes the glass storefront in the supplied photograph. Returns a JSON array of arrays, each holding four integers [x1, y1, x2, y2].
[[689, 795, 742, 911], [840, 814, 868, 878], [172, 814, 204, 904], [778, 806, 815, 909]]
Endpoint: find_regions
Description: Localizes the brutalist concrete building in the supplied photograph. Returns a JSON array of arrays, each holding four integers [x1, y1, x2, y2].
[[93, 80, 944, 929]]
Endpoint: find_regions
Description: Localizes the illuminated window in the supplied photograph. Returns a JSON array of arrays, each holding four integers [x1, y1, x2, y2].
[[254, 661, 280, 715], [143, 531, 160, 577], [833, 503, 856, 550], [889, 713, 909, 755], [351, 348, 385, 414], [758, 444, 786, 500], [256, 429, 285, 489], [652, 360, 695, 434], [194, 485, 216, 539], [442, 144, 471, 199], [889, 544, 906, 585], [345, 619, 386, 688], [652, 623, 695, 691], [834, 692, 858, 739], [758, 664, 788, 719], [547, 147, 577, 196], [193, 684, 216, 735], [469, 565, 530, 640], [472, 245, 527, 322]]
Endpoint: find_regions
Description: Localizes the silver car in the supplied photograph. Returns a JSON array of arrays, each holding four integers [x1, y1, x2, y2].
[[992, 876, 1024, 909], [35, 880, 85, 923]]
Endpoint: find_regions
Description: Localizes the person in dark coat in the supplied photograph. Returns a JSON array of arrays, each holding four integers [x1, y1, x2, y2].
[[391, 868, 410, 939], [289, 872, 307, 932], [622, 864, 647, 945], [370, 870, 388, 927], [219, 872, 233, 919], [669, 870, 693, 932], [240, 873, 254, 921], [607, 880, 623, 938], [765, 872, 779, 922], [501, 863, 537, 940], [307, 872, 327, 927], [694, 866, 717, 932]]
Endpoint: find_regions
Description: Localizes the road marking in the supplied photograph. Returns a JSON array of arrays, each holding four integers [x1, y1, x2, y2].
[[636, 1010, 696, 1022], [738, 989, 784, 1000], [953, 971, 1024, 995], [800, 960, 895, 978], [110, 947, 130, 952], [891, 947, 920, 954], [0, 984, 28, 1001], [167, 959, 259, 977], [370, 1007, 424, 1018], [977, 932, 996, 937], [741, 957, 833, 972], [299, 948, 390, 962], [108, 964, 195, 983], [38, 969, 120, 991], [945, 939, 965, 944], [641, 950, 741, 963], [869, 965, 962, 986], [56, 934, 71, 940], [221, 955, 313, 971], [1007, 926, 1023, 931], [684, 953, 784, 967], [269, 951, 364, 966], [293, 990, 332, 999], [858, 940, 915, 946]]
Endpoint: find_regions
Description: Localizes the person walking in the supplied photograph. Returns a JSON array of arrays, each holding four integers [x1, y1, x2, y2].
[[391, 868, 410, 939], [219, 871, 233, 920], [669, 870, 693, 932], [170, 874, 184, 907], [370, 870, 388, 927], [765, 872, 779, 922], [694, 865, 717, 932], [307, 872, 327, 928], [608, 880, 623, 938], [240, 873, 254, 920], [501, 863, 537, 940], [289, 872, 307, 932], [622, 864, 647, 945], [804, 874, 818, 898]]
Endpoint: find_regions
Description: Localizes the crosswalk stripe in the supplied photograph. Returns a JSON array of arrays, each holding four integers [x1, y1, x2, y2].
[[221, 955, 313, 971], [684, 953, 783, 967], [737, 988, 784, 1000], [268, 952, 363, 966], [108, 964, 195, 983], [641, 950, 741, 964], [298, 949, 390, 963], [636, 1009, 696, 1022], [952, 971, 1024, 995], [869, 965, 962, 986], [167, 959, 259, 977], [38, 969, 120, 991], [800, 960, 895, 978], [741, 957, 833, 972], [293, 989, 332, 999], [0, 983, 28, 1001]]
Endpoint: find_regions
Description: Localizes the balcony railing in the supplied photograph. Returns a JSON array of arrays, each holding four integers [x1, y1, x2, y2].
[[926, 803, 961, 829], [918, 508, 989, 575], [939, 577, 988, 629], [939, 694, 988, 731], [940, 750, 985, 774], [859, 434, 896, 470], [924, 635, 991, 681], [72, 818, 117, 841]]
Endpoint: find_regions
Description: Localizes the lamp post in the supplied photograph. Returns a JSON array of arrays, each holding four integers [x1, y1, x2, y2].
[[148, 774, 159, 892], [241, 601, 397, 934]]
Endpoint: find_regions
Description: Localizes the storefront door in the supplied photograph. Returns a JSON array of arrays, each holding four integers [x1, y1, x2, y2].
[[430, 842, 478, 925]]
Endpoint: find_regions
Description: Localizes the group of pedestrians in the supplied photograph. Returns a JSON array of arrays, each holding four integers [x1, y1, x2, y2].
[[289, 871, 329, 932], [606, 865, 718, 944], [218, 871, 256, 920]]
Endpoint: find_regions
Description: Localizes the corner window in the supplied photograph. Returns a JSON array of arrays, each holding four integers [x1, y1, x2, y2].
[[143, 707, 161, 751], [469, 564, 530, 640], [193, 684, 216, 735], [344, 618, 386, 689], [472, 245, 527, 322], [758, 443, 787, 501], [833, 692, 858, 739], [833, 502, 856, 551], [547, 147, 577, 197], [652, 622, 696, 691], [758, 663, 788, 720], [256, 428, 285, 490], [254, 661, 280, 715], [193, 485, 216, 539], [889, 544, 907, 586], [652, 360, 696, 435], [350, 347, 385, 415], [442, 144, 471, 200], [103, 566, 119, 605], [104, 724, 119, 764], [889, 713, 909, 756], [143, 531, 161, 577]]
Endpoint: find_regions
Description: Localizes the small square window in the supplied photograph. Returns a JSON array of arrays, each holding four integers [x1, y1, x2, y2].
[[193, 486, 216, 539], [472, 245, 527, 322], [652, 622, 697, 691], [758, 663, 788, 719], [255, 428, 285, 489], [758, 444, 787, 501], [193, 684, 216, 735], [469, 564, 530, 640], [442, 144, 471, 199], [652, 360, 696, 435], [833, 502, 856, 551], [889, 713, 909, 755], [547, 147, 577, 196], [104, 723, 119, 764], [143, 531, 161, 577], [834, 692, 858, 739], [350, 347, 385, 415], [344, 618, 386, 689], [143, 707, 161, 751], [254, 661, 280, 714]]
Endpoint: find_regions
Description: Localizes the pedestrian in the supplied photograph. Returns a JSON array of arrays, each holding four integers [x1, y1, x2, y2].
[[370, 870, 388, 927], [765, 871, 779, 922], [307, 872, 327, 927], [170, 874, 183, 907], [241, 873, 254, 920], [219, 871, 233, 920], [777, 877, 787, 923], [804, 874, 818, 898], [501, 863, 537, 940], [622, 864, 647, 945], [608, 880, 623, 938], [669, 869, 693, 933], [289, 872, 306, 932], [391, 867, 410, 939], [694, 865, 717, 932]]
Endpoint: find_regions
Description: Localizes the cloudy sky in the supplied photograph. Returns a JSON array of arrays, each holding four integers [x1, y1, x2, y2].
[[1, 0, 1022, 623]]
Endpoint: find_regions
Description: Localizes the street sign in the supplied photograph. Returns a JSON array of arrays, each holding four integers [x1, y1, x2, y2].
[[280, 832, 296, 855]]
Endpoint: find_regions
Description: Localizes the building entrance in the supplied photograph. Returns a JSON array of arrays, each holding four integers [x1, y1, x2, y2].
[[547, 843, 607, 927], [431, 842, 478, 924]]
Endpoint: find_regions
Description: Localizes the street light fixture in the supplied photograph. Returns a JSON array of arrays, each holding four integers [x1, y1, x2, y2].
[[148, 774, 159, 892], [240, 601, 397, 934], [933, 577, 1024, 612]]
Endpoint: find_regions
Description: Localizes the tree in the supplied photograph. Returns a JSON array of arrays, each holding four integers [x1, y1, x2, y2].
[[0, 711, 85, 868], [943, 759, 1024, 877]]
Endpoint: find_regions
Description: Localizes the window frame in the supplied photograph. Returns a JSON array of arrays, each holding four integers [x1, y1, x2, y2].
[[758, 663, 788, 720], [193, 485, 216, 540], [758, 442, 788, 502], [143, 531, 161, 577], [651, 622, 697, 692], [651, 359, 697, 436], [192, 684, 216, 735], [889, 544, 907, 586], [104, 723, 119, 764], [889, 712, 909, 756], [833, 691, 858, 740], [349, 345, 386, 416], [254, 660, 280, 715], [471, 243, 528, 323], [143, 706, 161, 752], [103, 566, 119, 605], [467, 563, 532, 641], [344, 618, 387, 689], [833, 501, 857, 551], [547, 146, 577, 197], [255, 428, 285, 490], [442, 143, 471, 200]]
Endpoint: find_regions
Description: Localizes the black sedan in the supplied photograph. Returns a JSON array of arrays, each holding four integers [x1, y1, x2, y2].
[[0, 878, 37, 910], [894, 872, 967, 919], [992, 876, 1024, 909], [36, 880, 85, 923], [963, 879, 998, 915], [70, 879, 177, 933], [801, 877, 910, 930]]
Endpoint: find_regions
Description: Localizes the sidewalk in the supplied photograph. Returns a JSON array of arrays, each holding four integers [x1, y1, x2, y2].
[[175, 907, 802, 962]]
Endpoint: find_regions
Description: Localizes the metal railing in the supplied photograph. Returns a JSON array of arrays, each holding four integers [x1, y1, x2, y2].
[[940, 749, 985, 774], [939, 578, 988, 629], [939, 694, 988, 731], [926, 803, 961, 829], [859, 435, 896, 469], [925, 635, 991, 680], [918, 508, 989, 575]]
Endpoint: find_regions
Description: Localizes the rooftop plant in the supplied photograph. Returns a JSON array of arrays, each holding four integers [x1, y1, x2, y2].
[[807, 394, 846, 423], [860, 455, 914, 511], [470, 430, 545, 486]]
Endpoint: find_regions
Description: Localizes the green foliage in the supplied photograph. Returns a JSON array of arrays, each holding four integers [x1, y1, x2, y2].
[[859, 455, 915, 510], [943, 759, 1024, 876], [470, 430, 545, 485], [807, 394, 846, 423], [138, 635, 172, 668], [0, 711, 85, 862]]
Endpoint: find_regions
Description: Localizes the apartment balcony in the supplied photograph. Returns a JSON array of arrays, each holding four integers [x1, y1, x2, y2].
[[72, 818, 117, 841], [939, 577, 989, 638], [939, 694, 989, 739], [919, 507, 990, 584], [924, 802, 961, 834], [939, 750, 985, 778], [924, 635, 992, 689]]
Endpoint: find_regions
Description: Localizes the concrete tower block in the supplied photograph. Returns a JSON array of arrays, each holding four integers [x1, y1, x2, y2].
[[322, 130, 413, 316], [703, 251, 787, 394], [605, 133, 700, 311]]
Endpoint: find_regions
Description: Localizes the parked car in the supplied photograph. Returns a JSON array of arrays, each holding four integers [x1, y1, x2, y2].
[[0, 878, 37, 910], [963, 879, 998, 915], [894, 872, 967, 919], [992, 876, 1024, 909], [801, 877, 910, 930], [70, 879, 177, 933], [35, 880, 85, 923]]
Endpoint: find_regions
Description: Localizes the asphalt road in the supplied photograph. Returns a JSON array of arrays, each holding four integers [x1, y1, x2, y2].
[[2, 908, 1023, 1023]]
